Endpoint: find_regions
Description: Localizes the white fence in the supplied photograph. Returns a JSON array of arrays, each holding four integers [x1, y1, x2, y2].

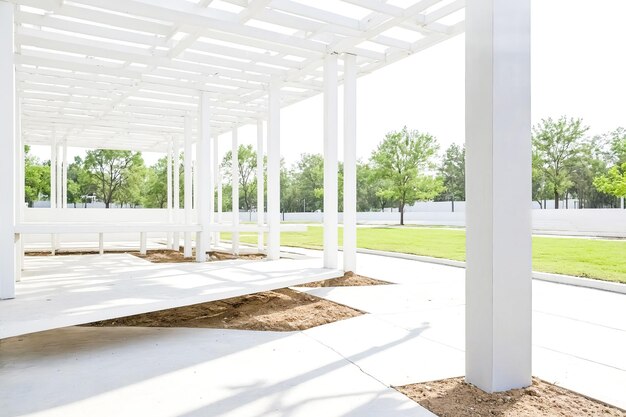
[[20, 206, 626, 246]]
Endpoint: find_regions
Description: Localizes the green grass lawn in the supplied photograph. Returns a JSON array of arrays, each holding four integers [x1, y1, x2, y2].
[[230, 226, 626, 284]]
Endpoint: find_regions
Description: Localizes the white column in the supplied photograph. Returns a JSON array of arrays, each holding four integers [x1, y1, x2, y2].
[[267, 77, 281, 260], [166, 141, 173, 249], [173, 138, 181, 251], [50, 137, 57, 209], [195, 92, 212, 262], [621, 197, 624, 209], [15, 96, 23, 280], [256, 119, 265, 252], [183, 114, 193, 257], [56, 142, 62, 209], [0, 1, 16, 299], [62, 140, 68, 208], [343, 53, 357, 273], [465, 0, 532, 392], [213, 134, 221, 245], [323, 54, 339, 269], [216, 139, 223, 244], [231, 128, 240, 254]]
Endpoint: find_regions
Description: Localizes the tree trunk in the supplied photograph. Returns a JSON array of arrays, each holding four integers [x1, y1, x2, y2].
[[399, 202, 404, 226], [105, 201, 110, 209], [536, 200, 543, 209], [451, 196, 455, 213], [554, 191, 559, 209]]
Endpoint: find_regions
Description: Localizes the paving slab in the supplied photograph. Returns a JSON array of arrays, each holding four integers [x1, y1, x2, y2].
[[0, 254, 342, 338], [0, 326, 435, 417], [304, 314, 465, 387]]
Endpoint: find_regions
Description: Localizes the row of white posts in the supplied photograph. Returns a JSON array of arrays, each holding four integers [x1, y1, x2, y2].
[[0, 0, 533, 395]]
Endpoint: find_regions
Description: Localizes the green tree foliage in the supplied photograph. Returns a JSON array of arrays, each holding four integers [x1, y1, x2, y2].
[[83, 150, 145, 208], [67, 156, 97, 207], [594, 163, 626, 199], [532, 116, 589, 208], [142, 157, 169, 208], [437, 143, 465, 211], [221, 145, 258, 211], [370, 127, 443, 225], [24, 146, 50, 207]]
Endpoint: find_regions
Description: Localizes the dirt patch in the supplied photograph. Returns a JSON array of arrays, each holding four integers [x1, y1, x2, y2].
[[84, 288, 362, 331], [131, 249, 265, 263], [27, 249, 265, 263], [296, 271, 391, 287], [396, 377, 625, 417]]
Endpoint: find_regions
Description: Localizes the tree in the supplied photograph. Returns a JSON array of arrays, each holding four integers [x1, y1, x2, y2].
[[370, 127, 443, 225], [438, 143, 465, 212], [221, 145, 258, 211], [24, 146, 50, 207], [142, 157, 169, 208], [291, 153, 324, 212], [67, 156, 97, 207], [83, 150, 144, 208], [593, 163, 626, 200], [532, 116, 589, 208]]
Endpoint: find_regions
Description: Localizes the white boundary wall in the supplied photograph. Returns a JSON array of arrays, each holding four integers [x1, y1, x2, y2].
[[21, 207, 626, 244]]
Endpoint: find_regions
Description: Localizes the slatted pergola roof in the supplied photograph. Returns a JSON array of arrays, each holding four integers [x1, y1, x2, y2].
[[12, 0, 465, 152]]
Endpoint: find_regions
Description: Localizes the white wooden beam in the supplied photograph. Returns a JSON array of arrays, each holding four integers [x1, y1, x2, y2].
[[343, 53, 357, 273], [465, 0, 531, 392], [266, 77, 281, 260], [323, 54, 338, 269], [0, 1, 16, 299]]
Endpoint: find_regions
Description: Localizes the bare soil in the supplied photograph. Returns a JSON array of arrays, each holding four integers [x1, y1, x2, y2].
[[296, 271, 391, 287], [396, 377, 625, 417], [26, 249, 265, 263], [132, 249, 265, 263], [84, 288, 362, 331]]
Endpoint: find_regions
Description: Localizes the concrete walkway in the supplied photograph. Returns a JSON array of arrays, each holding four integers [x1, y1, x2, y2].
[[0, 253, 342, 338], [1, 249, 624, 416]]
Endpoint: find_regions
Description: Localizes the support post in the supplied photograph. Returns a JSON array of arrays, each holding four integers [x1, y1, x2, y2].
[[465, 0, 532, 392], [173, 138, 180, 251], [140, 232, 147, 255], [343, 53, 357, 273], [56, 142, 62, 209], [98, 233, 104, 255], [267, 77, 281, 260], [196, 92, 212, 262], [15, 96, 23, 281], [62, 141, 68, 208], [323, 54, 339, 269], [50, 136, 57, 209], [213, 133, 221, 245], [184, 115, 193, 257], [0, 1, 16, 299], [231, 128, 239, 254], [256, 119, 265, 252], [216, 139, 223, 246], [166, 141, 173, 249]]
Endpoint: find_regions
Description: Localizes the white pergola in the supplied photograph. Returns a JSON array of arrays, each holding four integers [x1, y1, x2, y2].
[[0, 0, 531, 393]]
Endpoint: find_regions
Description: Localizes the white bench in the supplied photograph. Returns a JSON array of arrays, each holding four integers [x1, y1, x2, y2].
[[14, 222, 307, 255]]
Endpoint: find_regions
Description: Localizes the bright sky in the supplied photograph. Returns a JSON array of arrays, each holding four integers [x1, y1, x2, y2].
[[30, 0, 626, 167]]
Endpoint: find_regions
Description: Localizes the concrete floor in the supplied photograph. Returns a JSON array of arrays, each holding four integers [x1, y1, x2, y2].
[[0, 252, 342, 338], [1, 248, 625, 416]]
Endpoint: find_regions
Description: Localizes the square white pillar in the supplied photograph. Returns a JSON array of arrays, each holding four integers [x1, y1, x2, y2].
[[343, 53, 357, 273], [183, 114, 193, 258], [166, 141, 173, 248], [231, 128, 239, 255], [196, 92, 212, 262], [256, 119, 265, 252], [267, 77, 281, 260], [62, 141, 68, 208], [213, 135, 221, 245], [173, 138, 181, 251], [323, 54, 339, 269], [0, 1, 16, 299], [465, 0, 532, 392], [50, 137, 57, 209]]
